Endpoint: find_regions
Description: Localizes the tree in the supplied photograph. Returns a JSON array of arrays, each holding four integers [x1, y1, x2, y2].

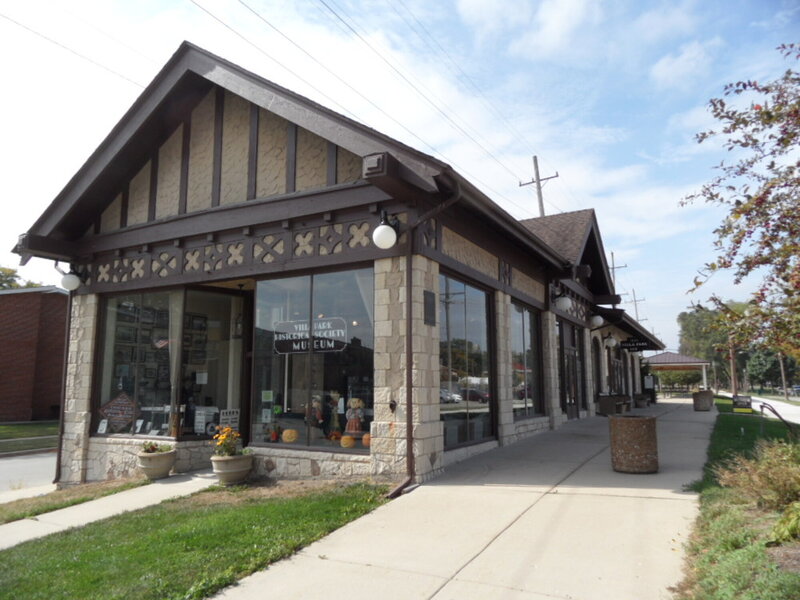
[[683, 43, 800, 360], [677, 303, 750, 388], [0, 266, 40, 290]]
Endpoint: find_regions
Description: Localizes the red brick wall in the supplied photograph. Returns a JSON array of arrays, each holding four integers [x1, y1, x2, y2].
[[0, 291, 67, 421]]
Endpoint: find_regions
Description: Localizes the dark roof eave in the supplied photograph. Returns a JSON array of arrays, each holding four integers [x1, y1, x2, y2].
[[446, 170, 569, 270], [596, 307, 665, 351]]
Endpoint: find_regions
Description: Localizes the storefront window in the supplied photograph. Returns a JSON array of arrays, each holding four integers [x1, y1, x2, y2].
[[251, 268, 374, 452], [96, 291, 182, 436], [511, 302, 544, 419], [180, 290, 244, 437], [439, 274, 493, 448]]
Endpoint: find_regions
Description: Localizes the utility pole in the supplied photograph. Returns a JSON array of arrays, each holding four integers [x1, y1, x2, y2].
[[519, 155, 558, 217], [610, 251, 627, 288], [729, 335, 739, 397], [629, 288, 646, 322]]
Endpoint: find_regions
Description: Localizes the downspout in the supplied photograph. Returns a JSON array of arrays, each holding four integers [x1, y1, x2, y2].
[[53, 291, 72, 486], [387, 176, 463, 499]]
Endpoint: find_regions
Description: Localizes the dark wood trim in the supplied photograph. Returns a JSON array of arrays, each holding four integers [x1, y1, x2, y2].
[[81, 247, 393, 296], [93, 218, 100, 236], [147, 152, 158, 222], [247, 103, 259, 200], [179, 119, 191, 215], [327, 142, 337, 186], [77, 183, 391, 256], [120, 184, 129, 229], [212, 87, 225, 208], [286, 122, 297, 193]]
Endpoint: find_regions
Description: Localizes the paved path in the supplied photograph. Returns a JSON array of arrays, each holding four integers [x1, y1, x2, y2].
[[0, 470, 216, 551], [214, 398, 714, 600], [0, 451, 56, 493]]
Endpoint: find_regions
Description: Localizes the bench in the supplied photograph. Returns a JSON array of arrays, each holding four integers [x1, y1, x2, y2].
[[597, 394, 633, 416]]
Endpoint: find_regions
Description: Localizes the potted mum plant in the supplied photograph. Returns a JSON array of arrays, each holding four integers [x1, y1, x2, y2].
[[136, 441, 176, 480], [210, 426, 253, 485]]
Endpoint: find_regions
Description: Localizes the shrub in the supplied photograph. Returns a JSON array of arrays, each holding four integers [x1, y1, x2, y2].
[[714, 440, 800, 510], [772, 501, 800, 543]]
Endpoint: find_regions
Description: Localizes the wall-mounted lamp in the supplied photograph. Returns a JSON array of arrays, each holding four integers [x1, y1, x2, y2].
[[553, 293, 573, 313], [589, 315, 604, 328], [603, 334, 618, 348], [372, 210, 399, 250], [55, 262, 86, 292]]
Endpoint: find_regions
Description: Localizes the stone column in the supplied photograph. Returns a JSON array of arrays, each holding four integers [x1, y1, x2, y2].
[[542, 311, 563, 429], [582, 327, 596, 416], [370, 256, 442, 482], [59, 294, 99, 485], [495, 293, 513, 444]]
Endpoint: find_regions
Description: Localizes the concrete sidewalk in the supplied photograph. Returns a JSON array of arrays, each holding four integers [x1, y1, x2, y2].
[[213, 398, 714, 600], [0, 469, 216, 551]]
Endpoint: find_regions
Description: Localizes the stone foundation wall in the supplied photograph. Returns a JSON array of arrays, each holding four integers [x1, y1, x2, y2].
[[506, 416, 550, 445], [250, 446, 372, 478], [80, 438, 213, 482], [442, 440, 499, 468]]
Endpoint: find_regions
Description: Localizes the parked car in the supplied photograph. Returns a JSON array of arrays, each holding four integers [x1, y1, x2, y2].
[[439, 388, 462, 403], [461, 388, 490, 403]]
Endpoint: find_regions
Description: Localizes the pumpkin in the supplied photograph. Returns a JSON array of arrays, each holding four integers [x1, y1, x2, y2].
[[340, 435, 356, 449], [362, 433, 371, 448], [282, 428, 298, 443]]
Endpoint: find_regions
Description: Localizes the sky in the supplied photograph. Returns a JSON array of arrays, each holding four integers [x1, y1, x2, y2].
[[1, 0, 798, 352]]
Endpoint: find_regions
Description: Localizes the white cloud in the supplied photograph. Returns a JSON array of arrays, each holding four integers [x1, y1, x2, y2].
[[650, 37, 723, 90], [508, 0, 603, 59]]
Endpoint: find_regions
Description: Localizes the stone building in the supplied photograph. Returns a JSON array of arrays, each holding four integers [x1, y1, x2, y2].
[[14, 43, 662, 486]]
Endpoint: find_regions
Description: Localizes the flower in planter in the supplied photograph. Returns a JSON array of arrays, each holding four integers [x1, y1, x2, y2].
[[140, 441, 173, 454], [213, 426, 243, 456]]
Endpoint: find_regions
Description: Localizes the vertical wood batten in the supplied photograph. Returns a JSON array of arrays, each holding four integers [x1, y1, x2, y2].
[[247, 103, 259, 200], [327, 142, 337, 186], [179, 119, 190, 215], [147, 151, 159, 222], [212, 87, 225, 208], [120, 185, 129, 229], [286, 122, 297, 194]]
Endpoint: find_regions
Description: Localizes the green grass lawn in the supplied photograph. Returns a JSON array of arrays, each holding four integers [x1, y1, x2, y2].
[[676, 397, 800, 599], [0, 421, 59, 454], [0, 422, 59, 440], [0, 482, 387, 600]]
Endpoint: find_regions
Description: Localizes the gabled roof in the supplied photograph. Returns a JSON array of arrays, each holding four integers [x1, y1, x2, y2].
[[645, 351, 709, 366], [520, 209, 615, 297], [18, 42, 568, 271]]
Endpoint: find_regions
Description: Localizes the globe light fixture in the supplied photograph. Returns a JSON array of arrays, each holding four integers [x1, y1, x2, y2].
[[60, 272, 82, 291], [372, 210, 398, 250], [603, 334, 618, 349], [553, 294, 572, 312], [589, 315, 604, 328]]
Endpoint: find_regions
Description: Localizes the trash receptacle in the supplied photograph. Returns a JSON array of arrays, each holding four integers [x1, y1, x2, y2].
[[692, 390, 714, 411], [609, 415, 658, 473]]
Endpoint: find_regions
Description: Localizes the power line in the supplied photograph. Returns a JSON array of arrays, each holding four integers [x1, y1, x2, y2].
[[188, 0, 359, 121], [0, 12, 145, 88], [316, 0, 526, 184]]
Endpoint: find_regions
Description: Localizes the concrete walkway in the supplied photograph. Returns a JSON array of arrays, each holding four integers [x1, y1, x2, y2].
[[0, 469, 216, 551], [213, 398, 714, 600]]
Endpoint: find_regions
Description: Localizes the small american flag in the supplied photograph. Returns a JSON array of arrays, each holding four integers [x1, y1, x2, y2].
[[154, 338, 170, 349]]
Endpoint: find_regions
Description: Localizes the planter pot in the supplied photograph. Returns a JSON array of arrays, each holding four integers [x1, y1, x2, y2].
[[634, 394, 649, 409], [137, 450, 176, 480], [608, 415, 658, 474], [692, 390, 714, 411], [211, 454, 253, 486]]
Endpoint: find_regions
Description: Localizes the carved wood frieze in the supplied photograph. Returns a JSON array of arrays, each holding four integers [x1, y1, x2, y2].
[[84, 217, 382, 292]]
